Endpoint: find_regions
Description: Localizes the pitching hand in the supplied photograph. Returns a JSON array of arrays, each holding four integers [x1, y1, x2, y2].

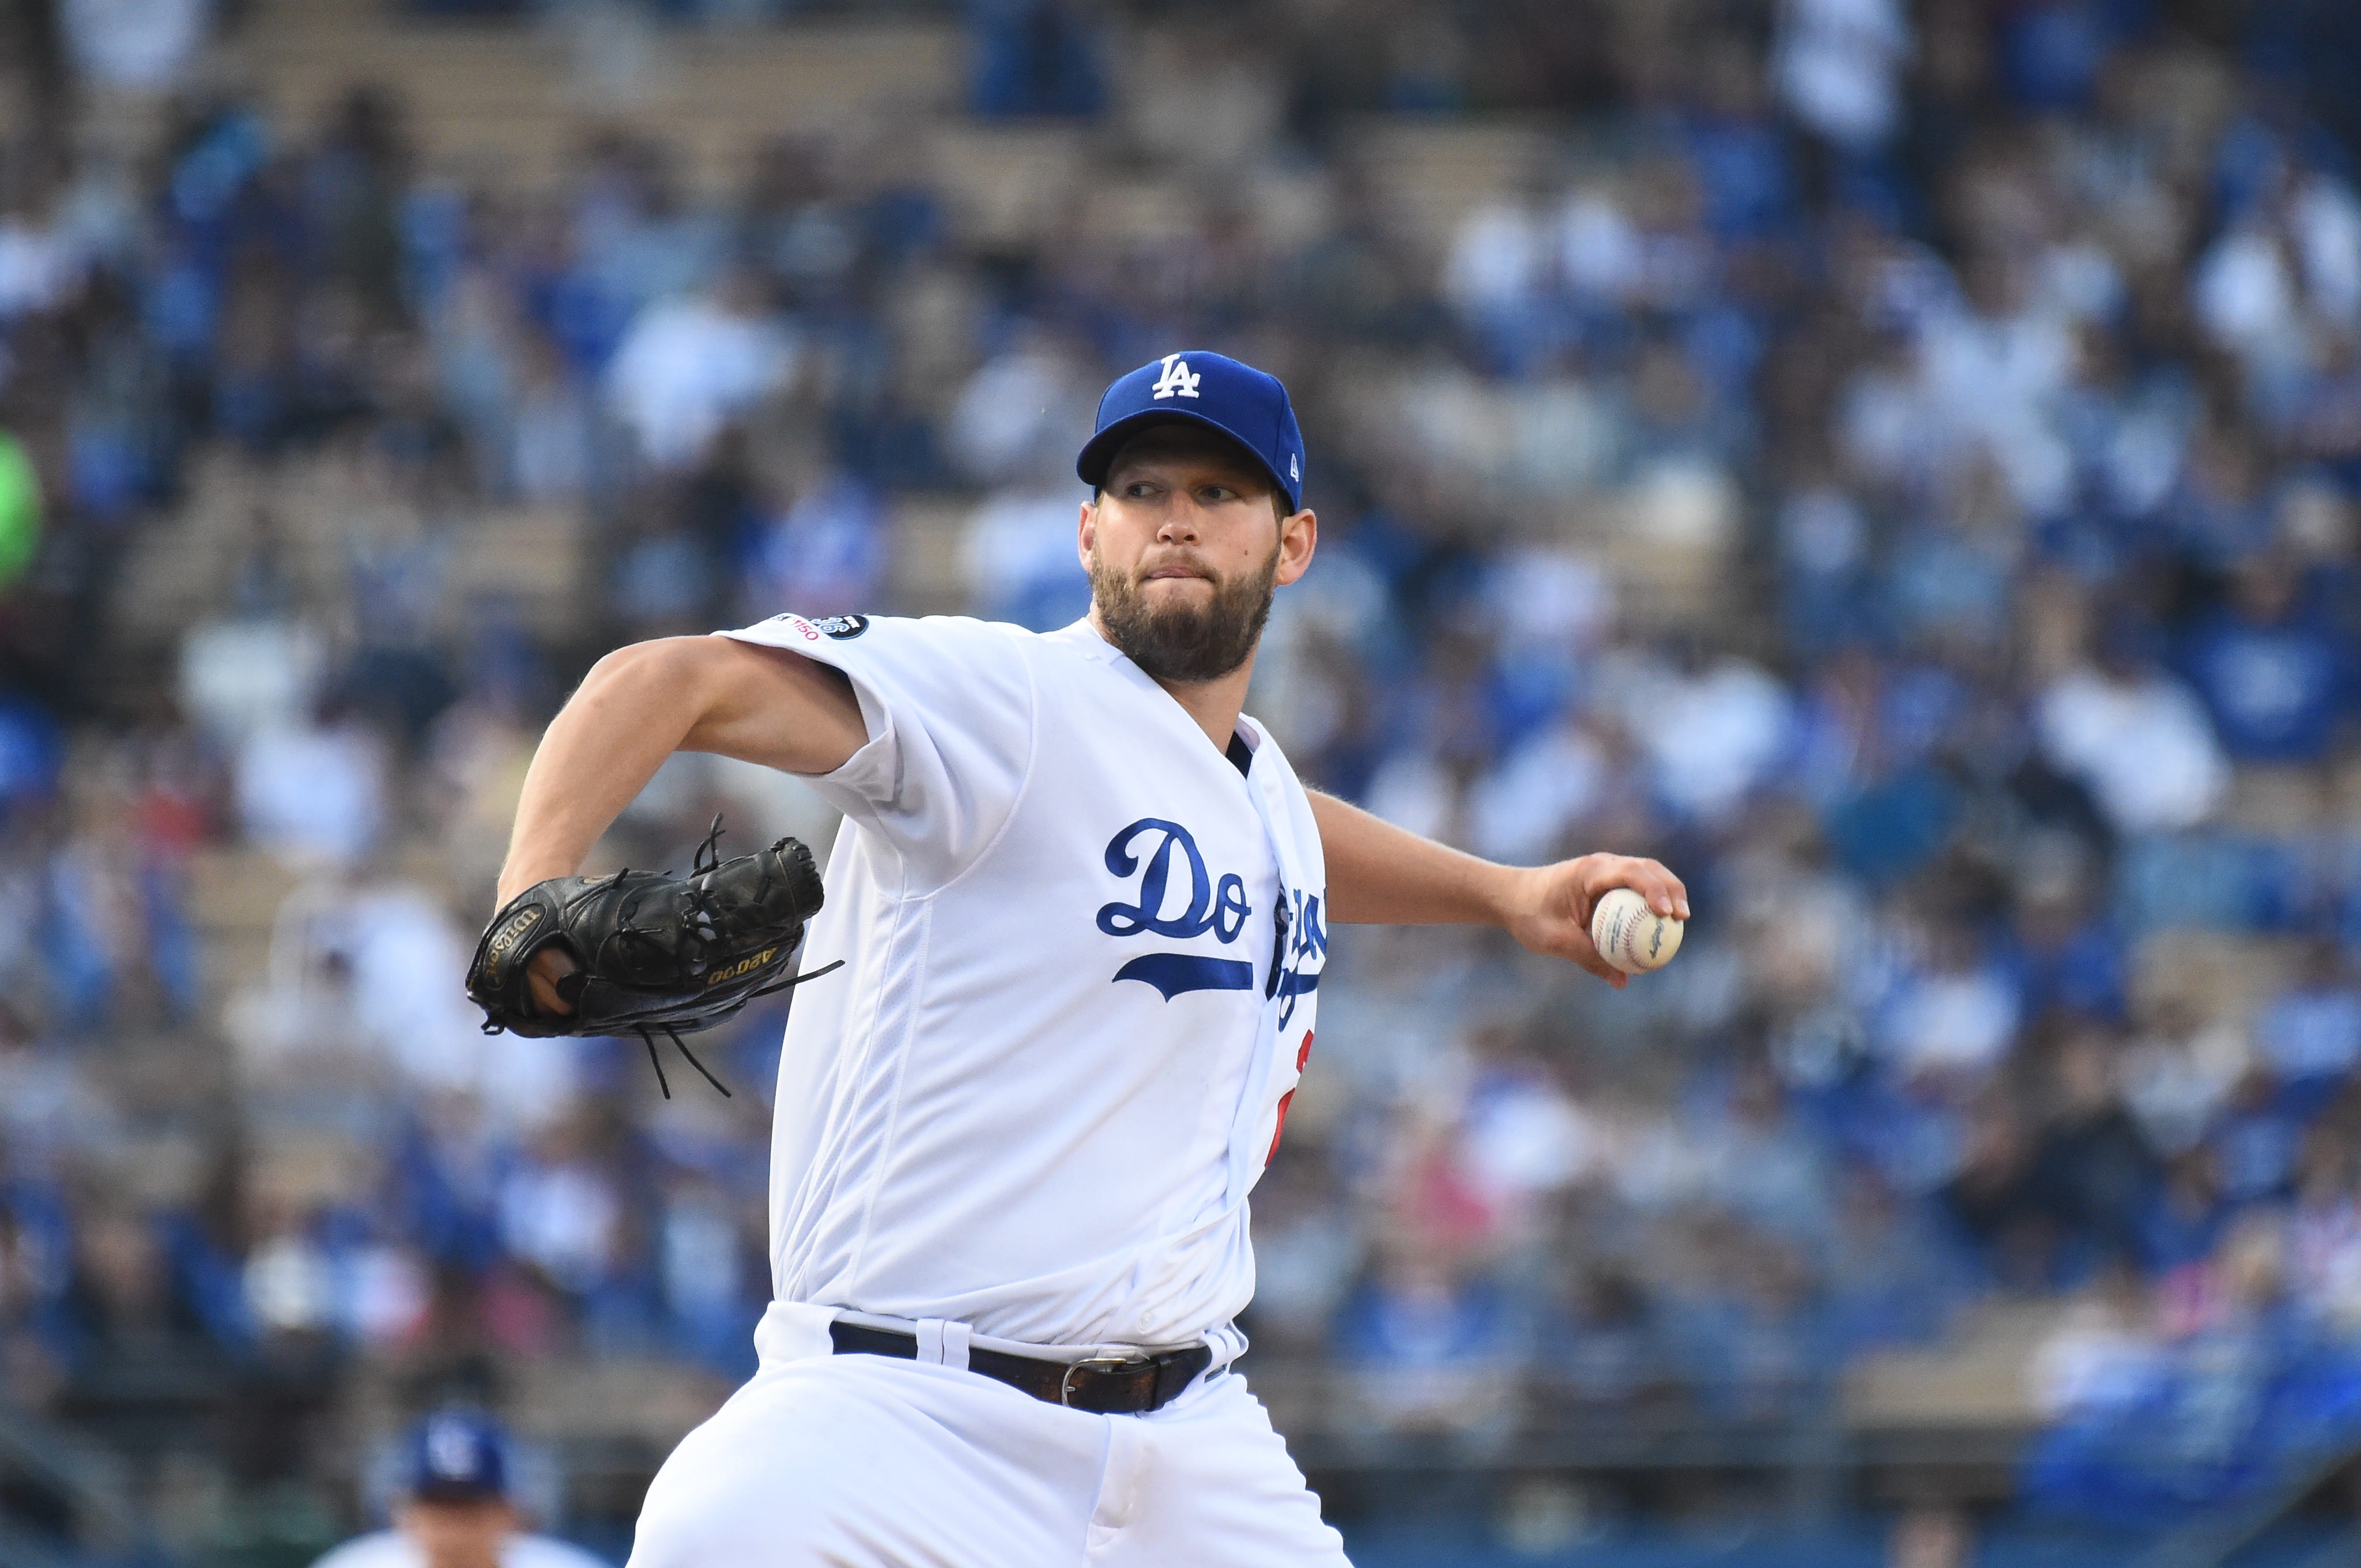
[[1500, 853, 1688, 989], [527, 947, 579, 1015]]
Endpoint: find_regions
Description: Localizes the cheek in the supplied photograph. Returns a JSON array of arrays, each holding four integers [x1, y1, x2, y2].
[[1212, 517, 1284, 576], [1091, 510, 1155, 566]]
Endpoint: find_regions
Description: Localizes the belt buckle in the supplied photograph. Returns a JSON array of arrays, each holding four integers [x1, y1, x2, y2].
[[1059, 1354, 1148, 1408]]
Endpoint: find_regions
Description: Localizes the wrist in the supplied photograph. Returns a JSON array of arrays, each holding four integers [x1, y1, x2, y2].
[[1478, 861, 1535, 930], [497, 853, 579, 907]]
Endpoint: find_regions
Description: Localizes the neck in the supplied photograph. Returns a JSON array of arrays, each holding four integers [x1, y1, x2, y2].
[[1088, 610, 1255, 751]]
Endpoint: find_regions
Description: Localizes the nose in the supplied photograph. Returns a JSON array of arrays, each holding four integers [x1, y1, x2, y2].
[[1156, 495, 1203, 544]]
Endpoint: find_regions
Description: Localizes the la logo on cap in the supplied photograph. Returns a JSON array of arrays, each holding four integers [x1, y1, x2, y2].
[[1151, 354, 1201, 400], [427, 1418, 477, 1476]]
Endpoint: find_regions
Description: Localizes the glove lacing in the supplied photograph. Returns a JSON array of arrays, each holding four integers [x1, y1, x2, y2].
[[623, 817, 843, 1099]]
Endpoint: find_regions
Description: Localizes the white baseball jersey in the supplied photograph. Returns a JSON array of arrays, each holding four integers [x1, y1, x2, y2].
[[721, 612, 1327, 1356]]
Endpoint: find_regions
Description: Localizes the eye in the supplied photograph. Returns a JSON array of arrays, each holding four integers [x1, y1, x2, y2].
[[1123, 481, 1160, 499], [1200, 485, 1239, 503]]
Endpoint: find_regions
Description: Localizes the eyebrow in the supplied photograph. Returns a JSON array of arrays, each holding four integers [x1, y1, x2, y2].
[[1111, 461, 1264, 491]]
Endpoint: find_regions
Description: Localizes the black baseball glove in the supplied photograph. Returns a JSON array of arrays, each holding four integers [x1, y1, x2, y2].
[[466, 817, 840, 1095]]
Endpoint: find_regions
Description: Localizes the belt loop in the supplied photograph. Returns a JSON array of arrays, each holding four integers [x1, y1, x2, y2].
[[941, 1321, 971, 1371], [915, 1319, 947, 1365]]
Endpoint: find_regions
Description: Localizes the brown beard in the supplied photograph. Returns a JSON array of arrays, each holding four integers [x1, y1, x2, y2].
[[1089, 540, 1278, 683]]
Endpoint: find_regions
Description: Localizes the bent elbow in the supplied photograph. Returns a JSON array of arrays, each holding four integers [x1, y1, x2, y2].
[[582, 636, 728, 715]]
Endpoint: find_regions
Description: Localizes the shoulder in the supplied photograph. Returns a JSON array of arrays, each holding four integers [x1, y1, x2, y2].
[[506, 1534, 616, 1568], [728, 612, 1035, 666], [308, 1534, 413, 1568]]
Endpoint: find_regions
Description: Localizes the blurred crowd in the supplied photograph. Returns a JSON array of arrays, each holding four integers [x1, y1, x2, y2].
[[5, 0, 2361, 1547]]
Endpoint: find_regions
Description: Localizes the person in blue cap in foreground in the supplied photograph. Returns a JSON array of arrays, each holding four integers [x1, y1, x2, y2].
[[307, 1409, 610, 1568], [489, 349, 1684, 1565]]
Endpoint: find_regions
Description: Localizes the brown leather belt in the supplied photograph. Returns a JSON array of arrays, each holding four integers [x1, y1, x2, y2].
[[828, 1321, 1212, 1414]]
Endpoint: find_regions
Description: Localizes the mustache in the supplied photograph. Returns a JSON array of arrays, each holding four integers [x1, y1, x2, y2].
[[1133, 555, 1220, 585]]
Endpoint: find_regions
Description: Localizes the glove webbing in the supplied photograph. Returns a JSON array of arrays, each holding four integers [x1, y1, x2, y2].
[[645, 819, 840, 1097]]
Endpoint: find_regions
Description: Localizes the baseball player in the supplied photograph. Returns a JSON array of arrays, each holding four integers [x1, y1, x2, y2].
[[482, 350, 1687, 1564], [308, 1409, 610, 1568]]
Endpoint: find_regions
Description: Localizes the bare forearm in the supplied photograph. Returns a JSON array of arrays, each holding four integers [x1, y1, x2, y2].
[[1307, 790, 1517, 926], [495, 636, 866, 904], [1307, 788, 1689, 988], [498, 647, 711, 902]]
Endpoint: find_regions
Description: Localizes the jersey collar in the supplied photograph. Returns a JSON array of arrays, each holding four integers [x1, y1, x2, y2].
[[1047, 617, 1121, 664], [1054, 617, 1264, 766]]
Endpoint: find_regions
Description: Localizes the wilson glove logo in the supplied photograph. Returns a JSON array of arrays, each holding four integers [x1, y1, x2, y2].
[[486, 906, 543, 965]]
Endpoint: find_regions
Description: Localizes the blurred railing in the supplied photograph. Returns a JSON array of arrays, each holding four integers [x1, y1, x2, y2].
[[2135, 1435, 2361, 1568], [0, 1404, 139, 1566]]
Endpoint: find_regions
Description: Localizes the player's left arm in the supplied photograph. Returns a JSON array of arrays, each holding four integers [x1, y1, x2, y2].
[[1306, 790, 1686, 990]]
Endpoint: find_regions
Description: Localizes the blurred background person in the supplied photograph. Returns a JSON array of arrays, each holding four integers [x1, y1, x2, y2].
[[310, 1409, 610, 1568]]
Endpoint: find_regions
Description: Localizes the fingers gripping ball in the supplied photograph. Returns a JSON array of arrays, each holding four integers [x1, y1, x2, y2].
[[1590, 886, 1684, 975]]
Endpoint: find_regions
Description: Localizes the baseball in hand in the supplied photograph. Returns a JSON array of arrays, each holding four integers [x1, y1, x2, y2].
[[1590, 886, 1684, 975]]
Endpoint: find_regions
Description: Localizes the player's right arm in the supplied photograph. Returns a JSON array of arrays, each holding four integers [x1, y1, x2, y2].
[[496, 635, 866, 904]]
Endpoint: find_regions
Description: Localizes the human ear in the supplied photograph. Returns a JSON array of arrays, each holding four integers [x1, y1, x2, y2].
[[1076, 499, 1097, 571], [1274, 508, 1318, 587]]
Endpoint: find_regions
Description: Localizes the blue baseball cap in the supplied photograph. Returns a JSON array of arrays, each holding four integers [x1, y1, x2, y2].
[[1076, 351, 1306, 513], [401, 1409, 508, 1502]]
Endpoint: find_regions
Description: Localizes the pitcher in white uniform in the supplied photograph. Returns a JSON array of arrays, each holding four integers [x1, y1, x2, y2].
[[492, 350, 1688, 1566]]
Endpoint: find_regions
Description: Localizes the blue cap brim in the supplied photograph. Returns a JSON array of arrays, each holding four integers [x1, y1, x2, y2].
[[1076, 409, 1300, 512]]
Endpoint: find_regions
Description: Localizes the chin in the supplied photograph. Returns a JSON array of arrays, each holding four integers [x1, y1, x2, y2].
[[1140, 576, 1215, 604], [1140, 591, 1212, 628]]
